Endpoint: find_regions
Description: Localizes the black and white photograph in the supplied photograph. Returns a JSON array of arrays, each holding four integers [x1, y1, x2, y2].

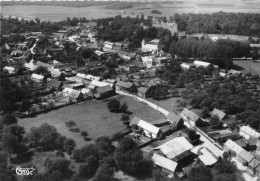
[[0, 0, 260, 180]]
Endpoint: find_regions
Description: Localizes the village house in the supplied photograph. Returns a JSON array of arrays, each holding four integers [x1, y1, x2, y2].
[[141, 39, 159, 54], [180, 63, 196, 70], [167, 111, 184, 130], [88, 80, 109, 89], [198, 147, 218, 166], [118, 65, 139, 73], [210, 108, 228, 121], [36, 61, 52, 70], [224, 139, 254, 166], [3, 66, 24, 75], [103, 41, 114, 52], [193, 60, 211, 68], [31, 73, 45, 83], [137, 87, 149, 98], [49, 69, 62, 78], [141, 56, 156, 68], [11, 49, 23, 56], [24, 59, 39, 71], [180, 108, 204, 127], [248, 158, 260, 175], [47, 80, 63, 91], [152, 153, 178, 178], [93, 85, 115, 99], [116, 81, 137, 93], [104, 79, 117, 88], [130, 117, 162, 139], [154, 137, 194, 162], [239, 125, 260, 139], [63, 83, 85, 90], [62, 87, 83, 102]]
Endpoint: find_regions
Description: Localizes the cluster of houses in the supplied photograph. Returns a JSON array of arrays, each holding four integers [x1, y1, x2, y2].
[[124, 105, 260, 178]]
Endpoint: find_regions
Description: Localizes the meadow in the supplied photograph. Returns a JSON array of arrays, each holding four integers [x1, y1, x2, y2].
[[18, 95, 165, 148], [1, 0, 260, 22], [234, 60, 260, 75]]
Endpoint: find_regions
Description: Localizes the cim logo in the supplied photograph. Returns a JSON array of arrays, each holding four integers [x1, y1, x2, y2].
[[12, 166, 36, 176]]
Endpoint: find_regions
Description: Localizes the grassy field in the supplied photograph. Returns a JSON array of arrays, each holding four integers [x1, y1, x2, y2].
[[234, 60, 260, 75], [1, 0, 260, 21], [18, 95, 165, 148]]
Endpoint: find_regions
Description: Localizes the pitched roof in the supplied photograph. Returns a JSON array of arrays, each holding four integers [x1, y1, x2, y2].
[[235, 139, 247, 148], [240, 126, 260, 139], [95, 85, 113, 94], [249, 158, 260, 169], [138, 87, 148, 93], [181, 108, 200, 122], [211, 108, 226, 120], [238, 150, 254, 163], [198, 148, 218, 166], [90, 80, 109, 87], [256, 139, 260, 148], [36, 61, 52, 69], [116, 81, 133, 89], [31, 73, 44, 80], [155, 137, 193, 159], [137, 120, 161, 135], [47, 80, 62, 88], [194, 60, 210, 67], [130, 117, 141, 125], [152, 153, 178, 173], [167, 112, 181, 125]]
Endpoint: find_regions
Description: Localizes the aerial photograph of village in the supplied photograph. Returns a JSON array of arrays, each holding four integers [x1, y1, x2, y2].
[[0, 0, 260, 180]]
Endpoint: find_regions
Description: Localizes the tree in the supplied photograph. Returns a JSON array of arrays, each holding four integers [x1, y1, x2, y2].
[[188, 165, 213, 181], [107, 99, 121, 112], [121, 114, 130, 122], [65, 120, 76, 129], [95, 136, 114, 159], [209, 116, 219, 126], [188, 130, 201, 145], [112, 132, 124, 141], [44, 157, 70, 175], [2, 133, 20, 159], [120, 103, 128, 113], [79, 155, 99, 179], [3, 124, 25, 141], [58, 73, 65, 81], [1, 114, 18, 125], [92, 162, 116, 181], [63, 138, 76, 155]]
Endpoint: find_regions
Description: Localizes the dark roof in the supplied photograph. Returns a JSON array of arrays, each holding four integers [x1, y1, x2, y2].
[[211, 108, 227, 120], [167, 112, 181, 124], [248, 138, 258, 146], [181, 108, 200, 122], [95, 85, 113, 94], [138, 87, 148, 93], [47, 80, 62, 88], [235, 139, 247, 148], [152, 119, 169, 126], [116, 81, 133, 89]]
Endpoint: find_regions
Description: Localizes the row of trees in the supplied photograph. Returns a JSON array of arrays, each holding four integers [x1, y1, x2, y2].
[[174, 12, 260, 37]]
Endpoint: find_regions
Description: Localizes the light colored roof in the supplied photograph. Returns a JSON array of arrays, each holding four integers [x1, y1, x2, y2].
[[81, 88, 91, 94], [76, 73, 87, 79], [138, 87, 148, 93], [90, 80, 109, 87], [130, 117, 141, 125], [240, 126, 260, 139], [31, 73, 44, 80], [152, 153, 178, 173], [63, 87, 74, 94], [4, 66, 15, 71], [211, 108, 226, 120], [249, 158, 260, 169], [24, 59, 39, 71], [224, 140, 244, 155], [238, 150, 254, 163], [36, 61, 52, 68], [86, 74, 100, 81], [95, 85, 113, 94], [50, 69, 61, 77], [181, 108, 200, 122], [155, 137, 193, 159], [198, 148, 218, 166], [137, 120, 161, 135], [194, 60, 210, 67]]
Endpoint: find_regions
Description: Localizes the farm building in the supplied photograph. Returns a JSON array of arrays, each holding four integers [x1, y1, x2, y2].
[[130, 117, 162, 139], [154, 137, 193, 162], [62, 88, 83, 102], [88, 80, 109, 89], [224, 139, 254, 166], [116, 81, 137, 93], [248, 158, 260, 175], [239, 126, 260, 139], [138, 87, 148, 98], [180, 108, 204, 127], [141, 56, 155, 68], [198, 147, 218, 166], [210, 108, 228, 121], [152, 153, 178, 178], [193, 60, 210, 68], [93, 85, 114, 99]]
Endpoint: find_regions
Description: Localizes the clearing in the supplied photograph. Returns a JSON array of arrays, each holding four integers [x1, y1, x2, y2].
[[18, 95, 165, 148]]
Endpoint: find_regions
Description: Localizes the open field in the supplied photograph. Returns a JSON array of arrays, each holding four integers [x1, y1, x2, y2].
[[234, 60, 260, 75], [1, 0, 260, 22], [18, 95, 165, 148]]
